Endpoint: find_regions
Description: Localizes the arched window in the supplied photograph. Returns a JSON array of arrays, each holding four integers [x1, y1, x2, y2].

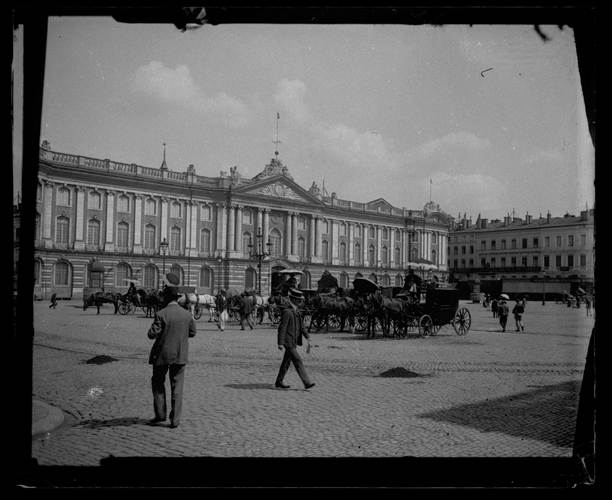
[[171, 201, 182, 218], [200, 228, 211, 252], [396, 229, 401, 240], [143, 264, 157, 289], [117, 221, 129, 248], [411, 248, 418, 260], [55, 216, 70, 245], [382, 246, 388, 265], [354, 242, 361, 264], [395, 274, 403, 287], [431, 249, 437, 265], [270, 229, 282, 257], [170, 226, 181, 252], [34, 259, 42, 284], [302, 270, 311, 289], [394, 246, 400, 264], [56, 187, 71, 206], [54, 261, 70, 286], [242, 209, 252, 224], [245, 267, 256, 290], [339, 272, 349, 289], [144, 224, 156, 250], [340, 223, 347, 236], [242, 232, 251, 256], [200, 267, 213, 292], [117, 194, 130, 212], [298, 237, 306, 259], [383, 228, 388, 240], [339, 242, 347, 264], [170, 264, 183, 284], [381, 274, 390, 286], [201, 204, 211, 221], [355, 225, 360, 237], [88, 191, 101, 210], [145, 198, 156, 215], [87, 219, 100, 246], [432, 232, 437, 244], [322, 240, 329, 263], [116, 262, 130, 286], [368, 245, 375, 265]]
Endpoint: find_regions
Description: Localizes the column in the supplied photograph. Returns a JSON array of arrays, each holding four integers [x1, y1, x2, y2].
[[104, 191, 115, 252], [74, 187, 85, 250], [331, 219, 339, 265], [215, 202, 226, 254], [285, 212, 292, 256], [235, 205, 243, 254], [42, 183, 53, 245], [400, 230, 406, 268], [389, 227, 395, 268], [348, 223, 354, 266], [227, 204, 236, 252], [290, 212, 298, 261], [263, 209, 270, 243], [376, 225, 382, 266], [187, 202, 198, 257], [257, 208, 263, 235], [315, 217, 323, 262], [160, 198, 169, 245], [309, 215, 316, 260], [133, 195, 143, 254], [362, 224, 368, 267]]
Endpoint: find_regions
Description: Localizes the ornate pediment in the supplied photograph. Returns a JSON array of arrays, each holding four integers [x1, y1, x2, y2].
[[249, 181, 306, 201]]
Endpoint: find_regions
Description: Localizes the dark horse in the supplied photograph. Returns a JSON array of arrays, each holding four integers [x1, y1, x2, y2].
[[83, 291, 121, 315]]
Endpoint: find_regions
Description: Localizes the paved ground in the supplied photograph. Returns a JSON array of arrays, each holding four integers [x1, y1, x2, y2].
[[31, 299, 594, 465]]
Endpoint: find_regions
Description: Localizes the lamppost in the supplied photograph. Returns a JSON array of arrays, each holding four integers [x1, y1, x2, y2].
[[248, 227, 272, 295], [159, 237, 168, 289], [216, 255, 223, 293]]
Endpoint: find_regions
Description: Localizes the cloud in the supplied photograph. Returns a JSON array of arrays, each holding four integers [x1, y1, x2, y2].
[[131, 61, 249, 127], [523, 149, 565, 165], [416, 132, 491, 159], [274, 78, 311, 124]]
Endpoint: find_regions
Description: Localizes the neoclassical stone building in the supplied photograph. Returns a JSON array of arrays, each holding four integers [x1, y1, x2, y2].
[[33, 141, 452, 299]]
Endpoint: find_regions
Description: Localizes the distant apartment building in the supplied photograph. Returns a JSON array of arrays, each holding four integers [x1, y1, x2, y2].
[[448, 210, 595, 297]]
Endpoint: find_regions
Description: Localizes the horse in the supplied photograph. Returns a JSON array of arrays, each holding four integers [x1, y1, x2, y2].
[[178, 292, 217, 320], [83, 291, 121, 315], [369, 292, 408, 338], [307, 293, 355, 333]]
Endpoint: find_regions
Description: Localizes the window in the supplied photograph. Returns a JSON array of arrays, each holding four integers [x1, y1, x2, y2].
[[568, 235, 574, 247], [55, 216, 69, 245], [145, 198, 156, 215], [432, 232, 437, 244], [532, 256, 538, 266], [396, 229, 401, 241], [170, 265, 182, 284], [200, 204, 211, 221], [511, 256, 517, 266], [87, 219, 100, 246], [170, 226, 181, 252], [368, 245, 375, 264], [491, 240, 496, 250], [200, 267, 213, 291], [522, 238, 528, 249], [56, 187, 71, 206], [545, 236, 550, 248], [501, 257, 506, 267], [381, 275, 390, 286], [394, 247, 400, 264], [533, 238, 539, 248], [144, 224, 156, 250], [369, 226, 375, 239], [580, 254, 587, 267], [469, 258, 474, 267], [556, 236, 562, 248], [354, 243, 361, 264], [491, 257, 496, 267], [299, 217, 307, 230], [501, 239, 506, 249], [324, 220, 329, 233], [242, 208, 251, 224], [581, 234, 586, 246], [383, 228, 388, 240], [88, 191, 101, 210], [340, 222, 346, 236], [511, 239, 517, 249], [354, 225, 360, 237], [299, 237, 306, 259], [454, 246, 458, 255], [481, 258, 486, 268], [35, 213, 41, 241], [431, 249, 437, 264], [461, 246, 466, 255], [381, 246, 388, 265], [544, 255, 550, 268], [469, 245, 474, 254], [200, 229, 211, 252], [34, 259, 41, 284], [322, 240, 329, 262], [171, 202, 182, 218], [117, 194, 130, 213], [116, 263, 130, 286], [117, 222, 129, 248], [270, 229, 282, 257], [555, 255, 562, 268], [395, 274, 403, 287], [453, 259, 458, 268], [244, 267, 256, 290], [144, 265, 157, 289], [481, 240, 486, 250], [340, 273, 349, 288], [55, 261, 70, 286], [242, 232, 251, 255], [567, 255, 574, 268], [521, 256, 527, 267]]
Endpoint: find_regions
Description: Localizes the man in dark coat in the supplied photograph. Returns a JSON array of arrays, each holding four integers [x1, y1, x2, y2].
[[239, 292, 255, 330], [497, 298, 510, 332], [147, 286, 197, 428], [275, 289, 315, 390]]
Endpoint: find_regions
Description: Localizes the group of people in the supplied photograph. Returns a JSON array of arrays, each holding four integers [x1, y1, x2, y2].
[[146, 284, 315, 428], [490, 295, 526, 333]]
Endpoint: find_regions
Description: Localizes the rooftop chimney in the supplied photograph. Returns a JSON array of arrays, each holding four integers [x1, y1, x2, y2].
[[546, 211, 551, 223], [481, 218, 488, 229], [525, 212, 532, 224]]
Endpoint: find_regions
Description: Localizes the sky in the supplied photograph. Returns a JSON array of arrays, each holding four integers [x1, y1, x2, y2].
[[13, 17, 595, 220]]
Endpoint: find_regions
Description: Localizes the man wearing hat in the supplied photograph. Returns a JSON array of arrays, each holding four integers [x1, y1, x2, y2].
[[147, 285, 197, 428], [497, 296, 510, 332], [275, 288, 315, 390]]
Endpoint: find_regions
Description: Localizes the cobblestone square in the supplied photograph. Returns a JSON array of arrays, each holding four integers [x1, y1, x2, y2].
[[30, 299, 594, 465]]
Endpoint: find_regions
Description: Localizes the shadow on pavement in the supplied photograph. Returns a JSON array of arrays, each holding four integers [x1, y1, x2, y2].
[[77, 417, 152, 429], [225, 383, 280, 390], [419, 380, 581, 447]]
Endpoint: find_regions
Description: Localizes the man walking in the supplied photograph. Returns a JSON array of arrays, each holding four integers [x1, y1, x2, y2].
[[239, 292, 254, 331], [512, 298, 525, 332], [48, 292, 58, 309], [147, 286, 197, 428], [215, 289, 228, 331], [497, 296, 509, 332], [275, 288, 315, 390]]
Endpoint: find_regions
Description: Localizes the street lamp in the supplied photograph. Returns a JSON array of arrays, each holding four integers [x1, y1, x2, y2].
[[159, 237, 168, 289], [248, 227, 272, 295]]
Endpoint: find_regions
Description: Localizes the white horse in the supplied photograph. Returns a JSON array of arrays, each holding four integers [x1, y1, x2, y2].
[[178, 293, 217, 321]]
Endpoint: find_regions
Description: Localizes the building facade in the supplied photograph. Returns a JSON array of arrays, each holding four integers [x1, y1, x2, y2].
[[32, 142, 452, 300], [448, 211, 595, 297]]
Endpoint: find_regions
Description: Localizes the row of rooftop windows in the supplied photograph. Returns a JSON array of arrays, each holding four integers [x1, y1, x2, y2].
[[450, 253, 588, 269], [450, 234, 587, 255]]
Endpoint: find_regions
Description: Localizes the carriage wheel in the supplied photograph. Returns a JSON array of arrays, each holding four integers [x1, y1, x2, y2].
[[193, 305, 202, 320], [429, 324, 442, 336], [354, 314, 368, 333], [393, 318, 407, 338], [453, 307, 471, 336], [118, 301, 130, 315], [271, 309, 282, 325], [418, 314, 433, 337], [327, 314, 341, 330], [301, 311, 312, 329]]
